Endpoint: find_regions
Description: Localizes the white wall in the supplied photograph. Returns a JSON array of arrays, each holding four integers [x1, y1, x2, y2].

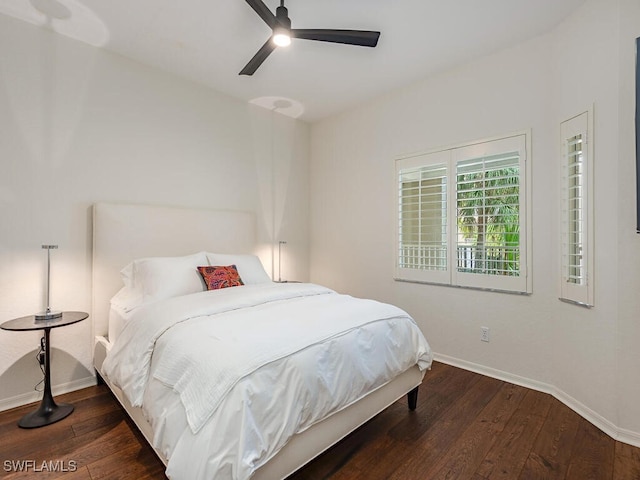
[[310, 0, 640, 444], [0, 14, 310, 408], [616, 0, 640, 437]]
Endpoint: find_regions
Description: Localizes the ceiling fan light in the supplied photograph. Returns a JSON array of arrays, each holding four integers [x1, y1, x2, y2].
[[273, 31, 291, 47]]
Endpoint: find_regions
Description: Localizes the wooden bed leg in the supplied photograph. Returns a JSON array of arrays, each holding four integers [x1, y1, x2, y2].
[[407, 386, 419, 410]]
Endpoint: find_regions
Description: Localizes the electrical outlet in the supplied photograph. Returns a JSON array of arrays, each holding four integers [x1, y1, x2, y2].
[[481, 326, 490, 342]]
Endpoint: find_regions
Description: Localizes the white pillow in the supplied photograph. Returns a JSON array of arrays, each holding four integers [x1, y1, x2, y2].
[[110, 286, 144, 313], [120, 262, 135, 289], [206, 253, 272, 284], [121, 252, 208, 304]]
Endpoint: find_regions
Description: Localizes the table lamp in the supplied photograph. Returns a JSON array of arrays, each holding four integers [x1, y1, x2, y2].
[[278, 240, 287, 282], [35, 245, 62, 320]]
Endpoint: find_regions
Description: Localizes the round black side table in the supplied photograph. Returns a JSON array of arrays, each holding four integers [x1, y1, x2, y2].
[[0, 311, 88, 428]]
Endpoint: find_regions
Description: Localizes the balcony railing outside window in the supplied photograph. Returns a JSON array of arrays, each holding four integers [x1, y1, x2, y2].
[[400, 244, 519, 276]]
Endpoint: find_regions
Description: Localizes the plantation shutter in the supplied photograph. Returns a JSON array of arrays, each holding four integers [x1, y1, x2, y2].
[[560, 111, 593, 307], [452, 135, 528, 292], [395, 133, 530, 294], [396, 150, 451, 284], [455, 153, 520, 275]]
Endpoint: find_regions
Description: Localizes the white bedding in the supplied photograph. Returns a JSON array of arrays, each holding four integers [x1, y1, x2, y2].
[[107, 303, 129, 344], [102, 282, 432, 479]]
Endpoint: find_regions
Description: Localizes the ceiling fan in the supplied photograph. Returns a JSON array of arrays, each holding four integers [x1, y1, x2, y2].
[[240, 0, 381, 76]]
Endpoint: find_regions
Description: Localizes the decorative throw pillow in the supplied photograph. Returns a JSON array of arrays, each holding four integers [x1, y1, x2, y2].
[[197, 265, 244, 290]]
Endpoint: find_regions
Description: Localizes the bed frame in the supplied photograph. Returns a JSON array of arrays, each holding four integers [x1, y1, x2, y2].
[[91, 202, 424, 479]]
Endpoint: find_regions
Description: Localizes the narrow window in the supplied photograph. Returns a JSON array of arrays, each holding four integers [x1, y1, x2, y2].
[[560, 110, 593, 306]]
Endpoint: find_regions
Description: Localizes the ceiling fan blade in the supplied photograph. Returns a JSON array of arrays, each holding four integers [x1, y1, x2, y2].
[[244, 0, 277, 29], [239, 38, 277, 76], [292, 29, 380, 47]]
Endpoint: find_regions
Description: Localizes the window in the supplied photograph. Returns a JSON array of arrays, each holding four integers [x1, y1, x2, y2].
[[560, 110, 593, 307], [396, 133, 531, 294]]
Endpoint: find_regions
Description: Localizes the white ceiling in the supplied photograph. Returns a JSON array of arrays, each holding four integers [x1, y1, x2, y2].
[[2, 0, 586, 122]]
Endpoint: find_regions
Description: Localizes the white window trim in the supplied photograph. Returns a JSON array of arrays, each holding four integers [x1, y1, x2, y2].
[[394, 131, 532, 294], [559, 108, 594, 307]]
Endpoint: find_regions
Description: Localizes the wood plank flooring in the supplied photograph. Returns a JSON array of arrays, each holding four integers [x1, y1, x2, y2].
[[1, 362, 639, 479]]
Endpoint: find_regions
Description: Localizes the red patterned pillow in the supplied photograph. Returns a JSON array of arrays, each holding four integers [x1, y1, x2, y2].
[[197, 265, 244, 290]]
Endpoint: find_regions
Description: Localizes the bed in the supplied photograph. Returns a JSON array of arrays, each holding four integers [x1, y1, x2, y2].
[[91, 202, 432, 480]]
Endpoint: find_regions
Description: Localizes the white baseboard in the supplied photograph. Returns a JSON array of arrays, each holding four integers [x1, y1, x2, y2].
[[0, 375, 97, 413], [433, 352, 640, 449]]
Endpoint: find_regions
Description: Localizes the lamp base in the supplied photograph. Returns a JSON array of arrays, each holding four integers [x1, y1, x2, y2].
[[34, 311, 63, 321]]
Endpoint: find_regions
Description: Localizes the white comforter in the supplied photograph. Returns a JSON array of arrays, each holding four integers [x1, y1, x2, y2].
[[103, 283, 432, 479]]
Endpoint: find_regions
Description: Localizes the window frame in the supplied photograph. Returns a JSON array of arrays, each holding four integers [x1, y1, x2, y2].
[[395, 131, 532, 294]]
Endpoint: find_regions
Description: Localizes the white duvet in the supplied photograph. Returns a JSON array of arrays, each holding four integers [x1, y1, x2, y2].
[[103, 283, 432, 479]]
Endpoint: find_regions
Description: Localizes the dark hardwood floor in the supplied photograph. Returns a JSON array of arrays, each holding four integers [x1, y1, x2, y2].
[[1, 362, 639, 479]]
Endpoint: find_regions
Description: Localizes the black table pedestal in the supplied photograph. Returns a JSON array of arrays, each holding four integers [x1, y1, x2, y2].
[[18, 402, 73, 429], [18, 327, 73, 428]]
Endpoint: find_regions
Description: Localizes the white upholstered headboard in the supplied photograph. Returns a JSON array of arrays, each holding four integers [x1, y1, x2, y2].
[[92, 203, 256, 338]]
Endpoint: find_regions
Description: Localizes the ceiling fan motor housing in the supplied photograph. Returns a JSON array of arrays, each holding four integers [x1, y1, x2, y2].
[[275, 5, 291, 29]]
